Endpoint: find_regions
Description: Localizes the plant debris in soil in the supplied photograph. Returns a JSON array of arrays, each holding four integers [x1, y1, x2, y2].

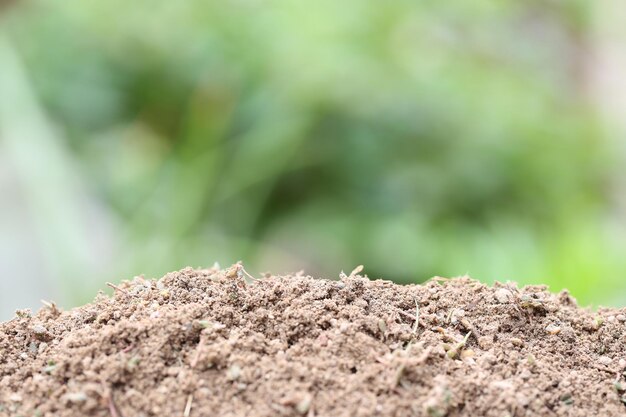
[[2, 264, 626, 417]]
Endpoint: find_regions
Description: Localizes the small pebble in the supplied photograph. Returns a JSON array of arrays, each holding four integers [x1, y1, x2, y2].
[[593, 316, 604, 330], [619, 359, 626, 369], [461, 349, 475, 359], [377, 319, 387, 334], [510, 337, 524, 347], [494, 289, 513, 304], [64, 392, 88, 403], [227, 364, 242, 381], [296, 394, 312, 415], [598, 356, 612, 365], [617, 314, 626, 322], [463, 357, 476, 366], [545, 324, 561, 335], [31, 324, 47, 335]]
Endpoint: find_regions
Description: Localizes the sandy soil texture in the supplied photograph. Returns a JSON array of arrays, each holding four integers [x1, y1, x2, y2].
[[1, 264, 626, 416]]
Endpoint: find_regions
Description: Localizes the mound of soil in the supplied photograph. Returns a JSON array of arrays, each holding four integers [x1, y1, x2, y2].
[[1, 265, 626, 417]]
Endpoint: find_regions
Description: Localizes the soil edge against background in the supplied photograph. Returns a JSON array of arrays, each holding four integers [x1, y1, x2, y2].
[[1, 265, 626, 417]]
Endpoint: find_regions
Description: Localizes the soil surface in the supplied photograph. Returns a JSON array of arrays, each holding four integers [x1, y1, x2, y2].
[[2, 265, 626, 417]]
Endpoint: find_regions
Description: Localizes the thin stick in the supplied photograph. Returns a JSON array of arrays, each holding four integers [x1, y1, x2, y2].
[[446, 308, 455, 324], [183, 394, 193, 417], [392, 364, 405, 389], [430, 276, 450, 281], [106, 282, 130, 296], [106, 391, 124, 417], [240, 265, 259, 281], [230, 261, 260, 281], [108, 398, 120, 417]]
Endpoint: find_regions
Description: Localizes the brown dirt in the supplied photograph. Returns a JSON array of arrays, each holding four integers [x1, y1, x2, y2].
[[2, 264, 626, 417]]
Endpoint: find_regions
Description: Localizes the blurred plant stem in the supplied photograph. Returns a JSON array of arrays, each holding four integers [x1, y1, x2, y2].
[[0, 36, 114, 305]]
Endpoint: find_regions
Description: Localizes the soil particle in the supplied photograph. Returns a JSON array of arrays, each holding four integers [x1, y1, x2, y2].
[[2, 266, 626, 416], [494, 288, 513, 304]]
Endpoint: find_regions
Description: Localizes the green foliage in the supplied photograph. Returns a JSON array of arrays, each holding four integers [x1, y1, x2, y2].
[[1, 0, 623, 306]]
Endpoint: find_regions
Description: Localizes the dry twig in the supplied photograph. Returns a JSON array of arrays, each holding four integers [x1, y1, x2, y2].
[[183, 394, 193, 417], [106, 282, 130, 296], [104, 387, 124, 417]]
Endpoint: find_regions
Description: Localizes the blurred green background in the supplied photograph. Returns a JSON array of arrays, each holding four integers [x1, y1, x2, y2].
[[2, 0, 626, 319]]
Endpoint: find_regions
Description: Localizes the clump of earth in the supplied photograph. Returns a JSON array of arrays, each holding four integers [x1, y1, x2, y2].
[[1, 264, 626, 416]]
